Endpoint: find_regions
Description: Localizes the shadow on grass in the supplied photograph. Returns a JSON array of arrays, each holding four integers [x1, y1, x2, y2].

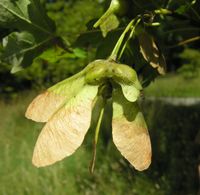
[[142, 100, 199, 195]]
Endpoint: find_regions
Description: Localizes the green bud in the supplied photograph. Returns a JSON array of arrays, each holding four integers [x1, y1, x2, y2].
[[94, 0, 127, 28], [109, 0, 127, 16]]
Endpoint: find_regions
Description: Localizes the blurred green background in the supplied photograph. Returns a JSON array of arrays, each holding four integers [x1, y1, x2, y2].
[[0, 0, 199, 194]]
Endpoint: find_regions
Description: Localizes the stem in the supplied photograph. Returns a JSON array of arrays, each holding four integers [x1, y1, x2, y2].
[[155, 8, 200, 26], [166, 36, 200, 48], [118, 18, 141, 59], [89, 102, 105, 174], [154, 8, 172, 15], [94, 9, 113, 28], [109, 19, 135, 60]]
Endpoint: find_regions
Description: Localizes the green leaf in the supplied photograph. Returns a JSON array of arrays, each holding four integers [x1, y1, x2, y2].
[[73, 48, 87, 59], [75, 29, 103, 48], [100, 14, 119, 37], [0, 3, 16, 27], [175, 0, 196, 14], [96, 30, 121, 58], [2, 31, 53, 73], [38, 46, 87, 63], [0, 0, 55, 34], [39, 47, 74, 63], [0, 0, 58, 72]]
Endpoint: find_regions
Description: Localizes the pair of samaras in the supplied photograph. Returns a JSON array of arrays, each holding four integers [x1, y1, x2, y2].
[[25, 59, 151, 171]]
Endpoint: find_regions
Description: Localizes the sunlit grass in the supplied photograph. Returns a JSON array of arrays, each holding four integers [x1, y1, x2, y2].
[[1, 88, 198, 194], [144, 73, 200, 97], [0, 93, 165, 195], [0, 97, 79, 194]]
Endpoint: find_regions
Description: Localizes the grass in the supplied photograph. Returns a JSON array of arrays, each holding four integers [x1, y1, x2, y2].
[[0, 95, 78, 195], [0, 79, 199, 194], [144, 73, 200, 97], [0, 92, 165, 195]]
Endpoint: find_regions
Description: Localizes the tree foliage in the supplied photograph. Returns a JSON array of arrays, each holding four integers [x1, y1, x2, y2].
[[0, 0, 199, 90], [0, 1, 199, 139]]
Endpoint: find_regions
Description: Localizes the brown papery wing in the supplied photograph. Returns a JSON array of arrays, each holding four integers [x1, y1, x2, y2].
[[112, 88, 151, 171], [32, 85, 98, 167], [25, 73, 85, 122]]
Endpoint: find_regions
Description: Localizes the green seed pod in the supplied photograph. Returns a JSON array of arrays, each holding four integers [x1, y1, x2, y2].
[[85, 59, 139, 86], [112, 64, 138, 85], [85, 60, 108, 85], [85, 59, 142, 102]]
